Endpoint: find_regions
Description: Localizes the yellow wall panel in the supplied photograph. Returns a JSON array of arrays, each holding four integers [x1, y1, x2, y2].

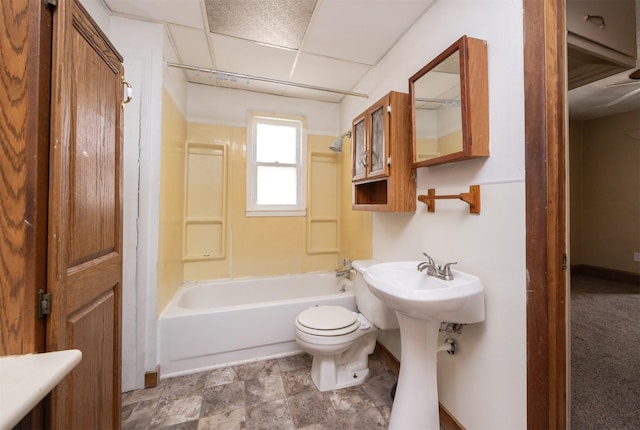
[[185, 145, 225, 218], [416, 137, 439, 159], [184, 222, 224, 258], [157, 89, 186, 314], [309, 220, 339, 252], [309, 153, 339, 218], [438, 129, 463, 155], [340, 137, 372, 260], [171, 122, 373, 282]]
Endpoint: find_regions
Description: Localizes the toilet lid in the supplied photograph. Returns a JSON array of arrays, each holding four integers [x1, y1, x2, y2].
[[296, 306, 359, 336]]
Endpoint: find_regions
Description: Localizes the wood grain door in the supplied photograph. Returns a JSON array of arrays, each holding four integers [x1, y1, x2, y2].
[[47, 0, 124, 428]]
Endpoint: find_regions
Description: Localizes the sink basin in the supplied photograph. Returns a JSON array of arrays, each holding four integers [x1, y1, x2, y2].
[[364, 261, 485, 430], [364, 261, 485, 323]]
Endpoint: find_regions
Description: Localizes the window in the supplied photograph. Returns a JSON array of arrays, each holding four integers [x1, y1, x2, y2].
[[246, 113, 307, 216]]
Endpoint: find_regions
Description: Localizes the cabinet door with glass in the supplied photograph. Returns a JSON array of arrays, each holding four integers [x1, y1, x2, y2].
[[351, 94, 390, 181], [352, 114, 367, 181]]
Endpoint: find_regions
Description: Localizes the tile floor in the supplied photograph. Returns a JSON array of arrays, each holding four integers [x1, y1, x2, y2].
[[122, 352, 398, 429]]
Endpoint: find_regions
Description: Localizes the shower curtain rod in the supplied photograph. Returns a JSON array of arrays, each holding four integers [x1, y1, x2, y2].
[[167, 62, 369, 99]]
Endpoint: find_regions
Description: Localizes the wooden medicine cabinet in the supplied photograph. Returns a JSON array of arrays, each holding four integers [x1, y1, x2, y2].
[[410, 35, 489, 167], [352, 91, 416, 212]]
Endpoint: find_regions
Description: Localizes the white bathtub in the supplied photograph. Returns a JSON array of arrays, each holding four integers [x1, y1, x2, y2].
[[158, 272, 357, 377]]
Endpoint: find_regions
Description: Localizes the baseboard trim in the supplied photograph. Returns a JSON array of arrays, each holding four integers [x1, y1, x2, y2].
[[374, 341, 399, 375], [144, 366, 160, 388], [374, 342, 465, 430], [571, 264, 640, 286]]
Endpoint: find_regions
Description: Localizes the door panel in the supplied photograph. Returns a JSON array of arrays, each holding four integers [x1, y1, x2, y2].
[[48, 0, 123, 428], [68, 4, 119, 267], [67, 291, 115, 429]]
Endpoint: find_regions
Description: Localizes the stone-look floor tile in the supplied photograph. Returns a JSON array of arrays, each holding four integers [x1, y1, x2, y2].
[[246, 375, 287, 406], [205, 366, 240, 388], [361, 371, 397, 406], [122, 352, 400, 430], [151, 395, 202, 428], [287, 390, 334, 428], [121, 398, 159, 429], [246, 398, 295, 430], [281, 368, 315, 396], [296, 424, 328, 430], [278, 353, 312, 372], [236, 359, 280, 380], [121, 402, 136, 423], [327, 385, 376, 413], [197, 408, 246, 430], [327, 404, 387, 430], [122, 384, 164, 406], [200, 381, 246, 417], [161, 372, 206, 400], [367, 354, 394, 378], [378, 404, 392, 423], [162, 420, 200, 430]]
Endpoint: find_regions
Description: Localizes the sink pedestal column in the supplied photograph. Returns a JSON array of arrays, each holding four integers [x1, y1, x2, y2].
[[389, 314, 441, 430]]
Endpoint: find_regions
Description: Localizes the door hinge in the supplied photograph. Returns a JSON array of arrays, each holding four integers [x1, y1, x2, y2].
[[38, 289, 52, 319], [44, 0, 57, 7], [562, 253, 567, 270]]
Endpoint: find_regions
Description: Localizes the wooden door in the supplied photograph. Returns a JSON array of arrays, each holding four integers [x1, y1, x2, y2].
[[47, 0, 124, 428]]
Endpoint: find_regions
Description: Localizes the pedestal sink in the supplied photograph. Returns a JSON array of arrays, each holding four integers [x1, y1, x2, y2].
[[364, 261, 485, 430]]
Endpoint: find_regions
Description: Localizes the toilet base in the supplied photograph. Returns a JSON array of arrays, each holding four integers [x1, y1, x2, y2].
[[311, 358, 371, 392], [307, 330, 377, 392]]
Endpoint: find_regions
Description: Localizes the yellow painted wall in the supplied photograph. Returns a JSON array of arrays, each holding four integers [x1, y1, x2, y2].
[[339, 136, 373, 261], [157, 88, 186, 314], [415, 131, 462, 161], [182, 122, 372, 281], [570, 109, 640, 274], [416, 137, 438, 159], [438, 129, 463, 155]]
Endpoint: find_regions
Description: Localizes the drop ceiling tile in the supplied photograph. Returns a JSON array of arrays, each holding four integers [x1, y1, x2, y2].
[[169, 25, 213, 69], [303, 0, 435, 65], [204, 0, 317, 49], [211, 33, 297, 80], [290, 52, 370, 93], [105, 0, 203, 29]]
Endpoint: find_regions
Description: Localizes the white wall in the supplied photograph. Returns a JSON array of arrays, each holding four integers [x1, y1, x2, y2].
[[187, 84, 339, 135], [79, 0, 168, 391], [340, 1, 527, 428]]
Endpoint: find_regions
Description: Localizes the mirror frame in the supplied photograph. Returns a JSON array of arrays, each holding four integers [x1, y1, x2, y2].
[[409, 35, 489, 167]]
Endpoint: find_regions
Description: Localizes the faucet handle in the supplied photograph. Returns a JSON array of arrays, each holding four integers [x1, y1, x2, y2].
[[440, 262, 457, 280], [421, 252, 436, 266]]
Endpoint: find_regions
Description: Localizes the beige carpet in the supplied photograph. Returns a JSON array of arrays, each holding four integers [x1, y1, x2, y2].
[[571, 275, 640, 430]]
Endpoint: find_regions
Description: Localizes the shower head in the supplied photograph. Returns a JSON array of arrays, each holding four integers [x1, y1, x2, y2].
[[330, 130, 352, 153]]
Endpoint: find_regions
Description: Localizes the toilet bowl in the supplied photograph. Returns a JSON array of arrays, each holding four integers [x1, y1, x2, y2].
[[294, 260, 398, 392]]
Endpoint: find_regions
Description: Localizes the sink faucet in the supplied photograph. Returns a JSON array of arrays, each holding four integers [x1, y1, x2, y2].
[[417, 253, 457, 281], [336, 258, 354, 279], [417, 253, 438, 276]]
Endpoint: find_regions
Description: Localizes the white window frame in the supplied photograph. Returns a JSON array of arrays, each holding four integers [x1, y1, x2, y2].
[[246, 112, 307, 217]]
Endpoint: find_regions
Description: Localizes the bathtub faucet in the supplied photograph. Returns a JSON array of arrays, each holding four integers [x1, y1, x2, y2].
[[336, 258, 354, 279], [417, 252, 457, 281]]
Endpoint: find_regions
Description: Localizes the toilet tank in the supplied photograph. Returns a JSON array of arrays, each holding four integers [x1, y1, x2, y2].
[[352, 260, 399, 330]]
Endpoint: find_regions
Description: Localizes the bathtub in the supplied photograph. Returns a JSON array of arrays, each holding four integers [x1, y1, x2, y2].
[[158, 272, 356, 377]]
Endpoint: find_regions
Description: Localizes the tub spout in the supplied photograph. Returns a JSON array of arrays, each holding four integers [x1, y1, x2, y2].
[[336, 258, 354, 279]]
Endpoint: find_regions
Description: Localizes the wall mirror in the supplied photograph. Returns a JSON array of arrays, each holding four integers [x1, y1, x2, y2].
[[410, 35, 489, 167]]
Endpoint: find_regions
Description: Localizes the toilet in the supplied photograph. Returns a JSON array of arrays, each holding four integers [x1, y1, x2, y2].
[[294, 260, 399, 392]]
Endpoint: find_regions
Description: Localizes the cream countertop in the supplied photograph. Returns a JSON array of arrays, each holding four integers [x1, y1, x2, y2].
[[0, 349, 82, 430]]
